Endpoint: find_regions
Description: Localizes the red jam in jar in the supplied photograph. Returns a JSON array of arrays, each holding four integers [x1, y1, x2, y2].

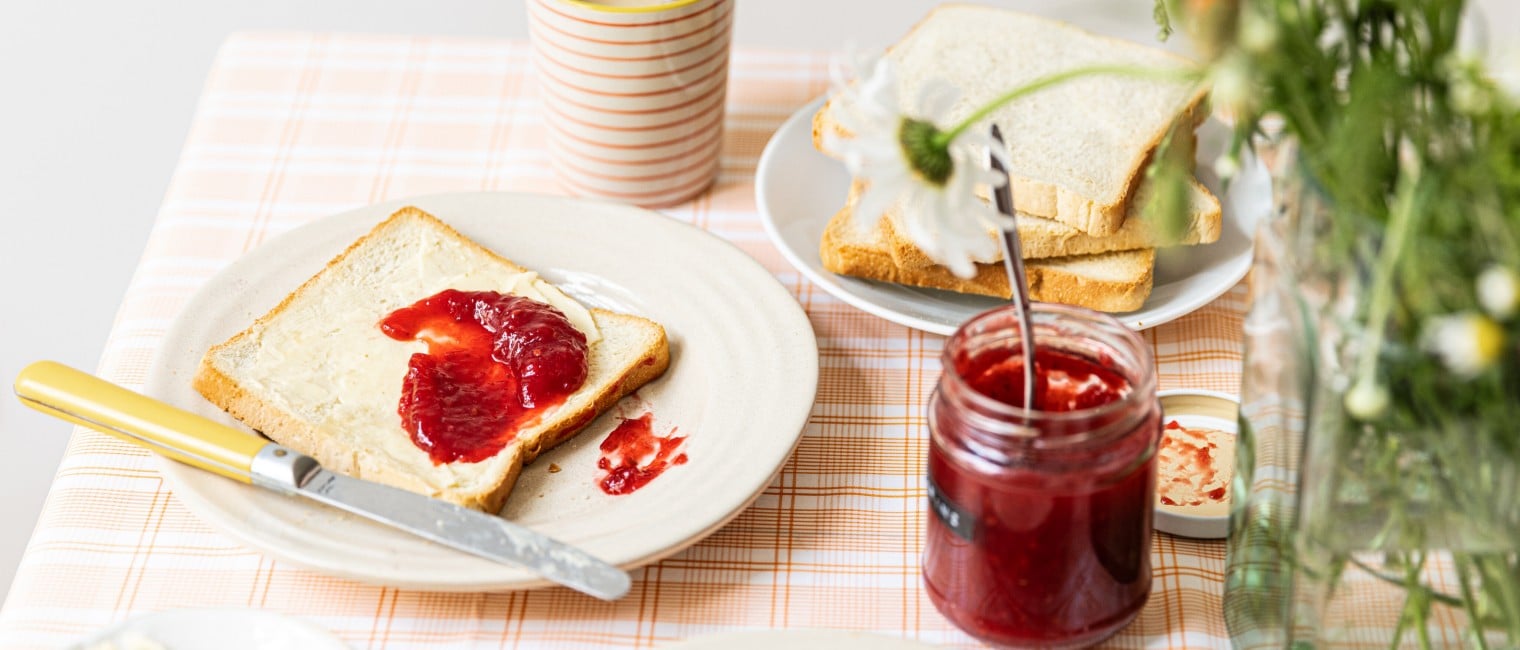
[[923, 304, 1161, 648]]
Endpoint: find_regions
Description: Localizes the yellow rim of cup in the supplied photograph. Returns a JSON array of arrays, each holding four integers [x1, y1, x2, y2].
[[558, 0, 706, 14]]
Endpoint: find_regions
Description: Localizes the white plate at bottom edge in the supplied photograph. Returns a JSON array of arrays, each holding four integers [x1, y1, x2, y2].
[[664, 629, 938, 649], [70, 609, 347, 650], [756, 97, 1273, 333], [145, 192, 818, 591]]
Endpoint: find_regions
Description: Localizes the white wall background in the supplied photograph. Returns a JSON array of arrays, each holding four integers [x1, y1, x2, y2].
[[1, 0, 1514, 605]]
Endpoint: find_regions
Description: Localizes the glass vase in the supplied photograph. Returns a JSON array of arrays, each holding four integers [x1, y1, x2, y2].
[[1223, 144, 1520, 649]]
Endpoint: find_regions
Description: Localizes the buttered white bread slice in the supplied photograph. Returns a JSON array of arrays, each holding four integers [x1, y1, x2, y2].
[[869, 176, 1221, 267], [194, 207, 669, 513], [815, 4, 1207, 235], [820, 204, 1154, 313]]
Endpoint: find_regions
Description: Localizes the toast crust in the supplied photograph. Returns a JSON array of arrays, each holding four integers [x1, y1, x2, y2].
[[193, 207, 671, 513], [862, 179, 1221, 269], [820, 208, 1155, 313]]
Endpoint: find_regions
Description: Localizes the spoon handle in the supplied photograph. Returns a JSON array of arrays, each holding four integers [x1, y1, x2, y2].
[[988, 125, 1037, 411]]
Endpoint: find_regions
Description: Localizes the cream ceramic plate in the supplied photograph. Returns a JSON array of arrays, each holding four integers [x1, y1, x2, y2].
[[664, 629, 938, 649], [145, 192, 819, 591], [69, 609, 347, 650], [756, 97, 1273, 333]]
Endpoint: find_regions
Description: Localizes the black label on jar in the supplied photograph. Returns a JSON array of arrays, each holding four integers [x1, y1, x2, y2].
[[926, 473, 976, 542]]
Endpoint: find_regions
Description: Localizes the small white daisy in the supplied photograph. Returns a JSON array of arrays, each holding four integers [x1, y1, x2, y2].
[[823, 55, 1012, 279], [1423, 311, 1507, 378]]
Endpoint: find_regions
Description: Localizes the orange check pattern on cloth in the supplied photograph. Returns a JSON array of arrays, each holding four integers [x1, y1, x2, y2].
[[0, 33, 1244, 649]]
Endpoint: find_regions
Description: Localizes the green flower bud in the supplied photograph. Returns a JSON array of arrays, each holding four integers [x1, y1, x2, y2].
[[1344, 378, 1390, 421]]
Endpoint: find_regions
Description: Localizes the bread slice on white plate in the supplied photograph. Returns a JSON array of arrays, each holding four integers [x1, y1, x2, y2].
[[820, 204, 1155, 313], [814, 4, 1207, 236], [873, 176, 1221, 267], [194, 207, 669, 513]]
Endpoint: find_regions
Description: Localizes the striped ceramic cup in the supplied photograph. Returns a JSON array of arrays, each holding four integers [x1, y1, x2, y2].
[[528, 0, 733, 207]]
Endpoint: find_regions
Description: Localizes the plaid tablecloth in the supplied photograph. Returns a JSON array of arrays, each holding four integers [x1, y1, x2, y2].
[[0, 33, 1245, 649]]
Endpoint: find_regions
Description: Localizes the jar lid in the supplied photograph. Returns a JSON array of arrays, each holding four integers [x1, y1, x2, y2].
[[1153, 390, 1239, 539]]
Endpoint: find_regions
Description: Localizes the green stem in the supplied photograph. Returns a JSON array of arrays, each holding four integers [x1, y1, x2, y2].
[[1476, 554, 1520, 644], [1455, 556, 1491, 650], [1352, 169, 1423, 388], [1348, 556, 1464, 608], [930, 64, 1200, 147], [1397, 552, 1433, 650]]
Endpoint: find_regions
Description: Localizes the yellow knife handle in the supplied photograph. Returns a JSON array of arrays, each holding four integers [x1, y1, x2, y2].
[[14, 361, 266, 483]]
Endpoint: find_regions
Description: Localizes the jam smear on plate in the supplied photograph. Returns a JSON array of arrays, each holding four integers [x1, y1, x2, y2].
[[597, 412, 687, 495], [380, 289, 588, 464]]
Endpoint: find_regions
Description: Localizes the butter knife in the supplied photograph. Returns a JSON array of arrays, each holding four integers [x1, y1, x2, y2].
[[13, 361, 631, 601]]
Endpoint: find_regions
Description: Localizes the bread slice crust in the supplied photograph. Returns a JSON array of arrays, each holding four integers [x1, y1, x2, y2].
[[820, 206, 1155, 313], [866, 178, 1221, 268], [193, 207, 670, 513]]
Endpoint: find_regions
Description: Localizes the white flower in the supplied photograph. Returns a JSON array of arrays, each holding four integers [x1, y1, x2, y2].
[[1477, 264, 1519, 320], [1423, 311, 1507, 378], [824, 55, 1012, 279]]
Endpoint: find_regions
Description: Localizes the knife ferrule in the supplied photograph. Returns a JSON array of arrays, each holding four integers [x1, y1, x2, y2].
[[250, 445, 322, 492]]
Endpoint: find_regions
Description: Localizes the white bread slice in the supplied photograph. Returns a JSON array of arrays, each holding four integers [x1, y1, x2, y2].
[[820, 204, 1155, 313], [814, 4, 1207, 235], [872, 176, 1221, 267], [193, 207, 670, 513]]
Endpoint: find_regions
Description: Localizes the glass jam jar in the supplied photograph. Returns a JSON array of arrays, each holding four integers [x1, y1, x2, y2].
[[923, 303, 1161, 648]]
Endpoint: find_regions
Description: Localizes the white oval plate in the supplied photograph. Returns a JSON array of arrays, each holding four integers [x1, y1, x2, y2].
[[69, 609, 347, 650], [145, 192, 818, 591], [756, 97, 1273, 333], [664, 629, 938, 649]]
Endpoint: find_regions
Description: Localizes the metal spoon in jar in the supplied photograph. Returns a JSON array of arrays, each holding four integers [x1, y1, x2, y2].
[[988, 125, 1036, 411]]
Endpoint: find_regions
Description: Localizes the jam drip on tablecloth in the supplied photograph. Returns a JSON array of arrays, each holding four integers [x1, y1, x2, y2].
[[380, 289, 589, 464], [597, 412, 687, 495]]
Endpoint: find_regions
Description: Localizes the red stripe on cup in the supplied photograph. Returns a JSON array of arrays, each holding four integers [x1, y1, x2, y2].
[[553, 138, 721, 183], [537, 71, 727, 115], [534, 58, 728, 98], [549, 125, 726, 167], [529, 1, 730, 46], [536, 0, 724, 30], [553, 161, 719, 204], [541, 91, 725, 132], [535, 40, 724, 80], [545, 103, 726, 150], [529, 18, 730, 62]]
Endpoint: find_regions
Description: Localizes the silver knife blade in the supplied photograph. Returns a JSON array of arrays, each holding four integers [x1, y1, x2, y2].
[[250, 446, 630, 600]]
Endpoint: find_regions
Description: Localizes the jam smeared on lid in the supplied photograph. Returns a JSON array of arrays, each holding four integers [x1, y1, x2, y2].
[[1158, 420, 1231, 507], [380, 289, 589, 464], [597, 412, 687, 495]]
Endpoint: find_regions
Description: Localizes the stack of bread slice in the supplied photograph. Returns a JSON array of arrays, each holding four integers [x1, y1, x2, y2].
[[814, 4, 1223, 313]]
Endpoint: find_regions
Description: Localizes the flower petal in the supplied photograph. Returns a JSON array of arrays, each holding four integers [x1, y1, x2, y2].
[[853, 175, 906, 233], [915, 78, 961, 121]]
